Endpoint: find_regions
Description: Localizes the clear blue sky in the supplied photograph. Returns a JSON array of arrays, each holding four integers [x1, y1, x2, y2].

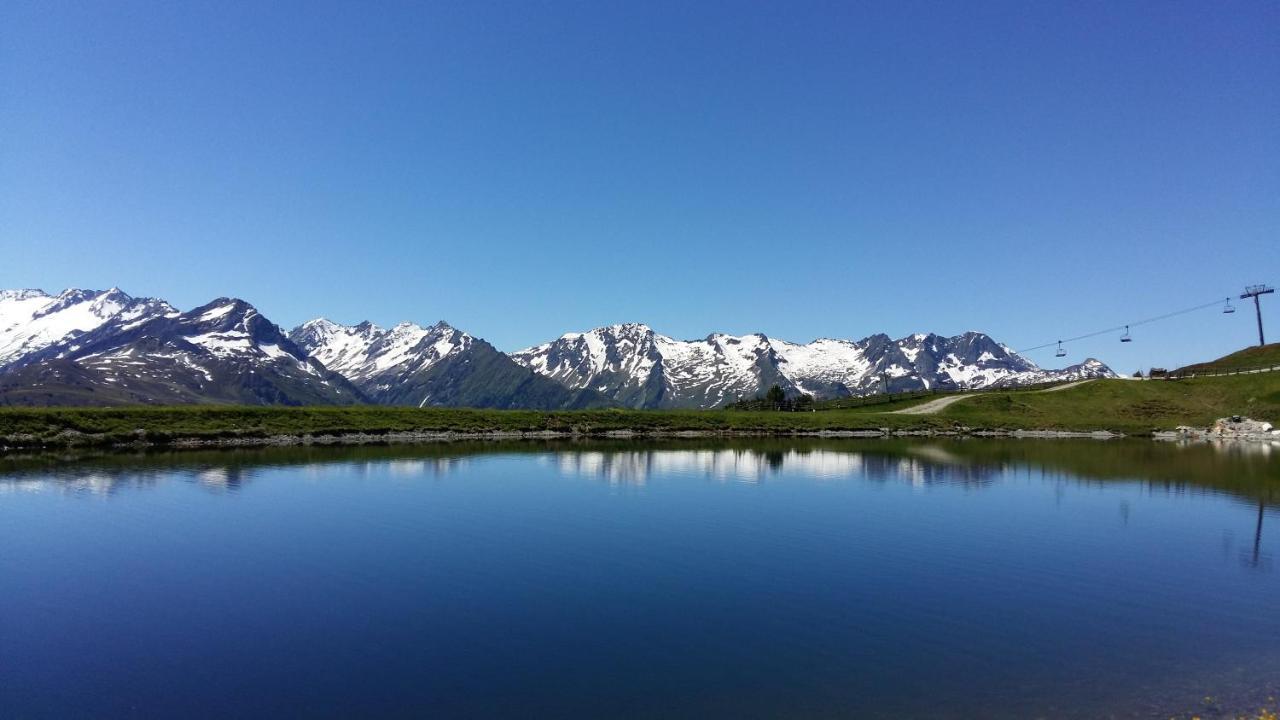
[[1, 1, 1276, 370]]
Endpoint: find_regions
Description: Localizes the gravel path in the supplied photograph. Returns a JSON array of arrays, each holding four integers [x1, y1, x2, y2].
[[891, 379, 1096, 415], [891, 394, 971, 415], [1038, 379, 1095, 393]]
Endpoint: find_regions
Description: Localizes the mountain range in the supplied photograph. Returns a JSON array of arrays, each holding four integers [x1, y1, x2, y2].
[[511, 323, 1113, 409], [0, 288, 1115, 408]]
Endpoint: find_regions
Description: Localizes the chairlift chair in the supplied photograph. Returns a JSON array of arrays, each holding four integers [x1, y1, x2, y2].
[[1120, 325, 1132, 343], [1055, 341, 1066, 358], [1223, 298, 1236, 314]]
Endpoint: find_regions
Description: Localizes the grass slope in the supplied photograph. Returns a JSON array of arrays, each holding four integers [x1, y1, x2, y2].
[[941, 373, 1280, 432], [1175, 342, 1280, 373]]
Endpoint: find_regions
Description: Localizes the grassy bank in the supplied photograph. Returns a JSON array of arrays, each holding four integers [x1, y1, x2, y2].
[[0, 404, 952, 448], [1, 370, 1276, 449]]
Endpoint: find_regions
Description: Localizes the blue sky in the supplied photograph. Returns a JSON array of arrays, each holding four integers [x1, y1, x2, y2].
[[1, 1, 1276, 370]]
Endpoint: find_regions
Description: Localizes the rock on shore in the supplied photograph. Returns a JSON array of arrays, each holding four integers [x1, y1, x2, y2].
[[1161, 416, 1279, 442]]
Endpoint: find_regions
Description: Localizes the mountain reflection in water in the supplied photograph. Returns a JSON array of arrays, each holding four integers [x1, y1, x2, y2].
[[549, 447, 999, 487], [2, 437, 1276, 506]]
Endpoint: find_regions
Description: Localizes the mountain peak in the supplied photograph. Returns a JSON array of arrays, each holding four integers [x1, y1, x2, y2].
[[429, 320, 459, 333], [54, 287, 94, 301], [296, 318, 388, 337], [204, 296, 252, 308], [605, 322, 652, 333], [0, 288, 51, 301], [189, 298, 258, 325], [300, 317, 341, 330]]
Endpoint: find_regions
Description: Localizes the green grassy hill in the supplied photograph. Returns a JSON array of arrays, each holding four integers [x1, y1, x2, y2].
[[1174, 342, 1280, 374], [939, 372, 1279, 432], [880, 344, 1280, 431]]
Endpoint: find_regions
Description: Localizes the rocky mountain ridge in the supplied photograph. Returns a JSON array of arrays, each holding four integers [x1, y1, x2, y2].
[[512, 323, 1115, 409]]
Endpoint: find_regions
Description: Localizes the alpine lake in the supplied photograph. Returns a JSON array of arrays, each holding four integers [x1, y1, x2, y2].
[[2, 438, 1278, 719]]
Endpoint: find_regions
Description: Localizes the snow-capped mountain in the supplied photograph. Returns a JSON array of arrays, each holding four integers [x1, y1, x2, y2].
[[513, 324, 1116, 409], [510, 324, 796, 409], [290, 319, 471, 387], [289, 318, 612, 409], [1, 292, 362, 406], [0, 288, 176, 371]]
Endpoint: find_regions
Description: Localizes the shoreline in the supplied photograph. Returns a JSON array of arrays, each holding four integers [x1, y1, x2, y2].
[[0, 426, 1167, 453], [6, 423, 1279, 453]]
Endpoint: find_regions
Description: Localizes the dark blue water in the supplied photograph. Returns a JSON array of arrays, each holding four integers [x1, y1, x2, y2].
[[2, 440, 1278, 718]]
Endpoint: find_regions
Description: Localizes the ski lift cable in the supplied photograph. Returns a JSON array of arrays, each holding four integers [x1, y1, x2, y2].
[[1018, 297, 1231, 353]]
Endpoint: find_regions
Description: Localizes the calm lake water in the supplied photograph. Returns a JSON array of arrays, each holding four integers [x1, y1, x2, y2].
[[2, 439, 1278, 719]]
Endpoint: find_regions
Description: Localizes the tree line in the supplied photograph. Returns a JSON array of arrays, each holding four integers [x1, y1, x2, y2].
[[726, 385, 815, 411]]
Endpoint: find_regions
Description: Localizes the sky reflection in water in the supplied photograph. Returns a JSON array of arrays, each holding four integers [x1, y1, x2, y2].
[[1, 439, 1277, 719]]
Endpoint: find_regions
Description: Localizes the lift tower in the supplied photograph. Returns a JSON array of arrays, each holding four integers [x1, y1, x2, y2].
[[1240, 285, 1274, 347]]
